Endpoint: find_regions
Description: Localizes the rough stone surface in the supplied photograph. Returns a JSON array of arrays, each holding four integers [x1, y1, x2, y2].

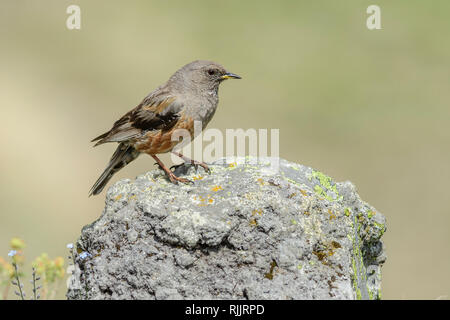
[[67, 157, 386, 300]]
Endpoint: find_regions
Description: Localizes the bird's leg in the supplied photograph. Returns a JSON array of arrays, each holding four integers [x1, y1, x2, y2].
[[151, 155, 193, 184], [171, 151, 211, 173]]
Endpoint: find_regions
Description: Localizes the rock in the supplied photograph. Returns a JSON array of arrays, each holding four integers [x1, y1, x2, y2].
[[67, 157, 386, 300]]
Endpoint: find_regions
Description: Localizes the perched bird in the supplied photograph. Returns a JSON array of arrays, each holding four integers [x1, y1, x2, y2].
[[89, 60, 241, 196]]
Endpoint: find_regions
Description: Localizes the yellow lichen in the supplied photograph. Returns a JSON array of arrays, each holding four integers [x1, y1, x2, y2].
[[211, 185, 223, 192], [328, 209, 336, 220], [193, 194, 214, 206], [252, 209, 263, 216]]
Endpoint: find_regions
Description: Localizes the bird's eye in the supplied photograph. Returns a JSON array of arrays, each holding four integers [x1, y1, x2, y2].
[[207, 69, 216, 76]]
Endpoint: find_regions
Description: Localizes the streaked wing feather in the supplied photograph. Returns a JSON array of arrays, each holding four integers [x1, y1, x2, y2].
[[92, 95, 183, 146], [131, 96, 181, 131]]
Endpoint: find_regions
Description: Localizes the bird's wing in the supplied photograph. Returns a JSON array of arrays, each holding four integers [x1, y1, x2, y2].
[[92, 94, 184, 146]]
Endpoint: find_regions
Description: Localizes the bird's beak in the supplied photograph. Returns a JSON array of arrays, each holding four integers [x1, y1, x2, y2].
[[221, 72, 242, 80]]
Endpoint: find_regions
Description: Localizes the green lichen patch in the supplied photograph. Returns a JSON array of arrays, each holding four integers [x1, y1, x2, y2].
[[346, 206, 384, 300], [345, 208, 351, 217], [310, 170, 343, 201], [373, 221, 386, 237]]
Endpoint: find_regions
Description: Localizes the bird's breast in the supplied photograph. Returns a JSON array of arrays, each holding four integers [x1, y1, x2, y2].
[[133, 114, 195, 155], [189, 94, 219, 128]]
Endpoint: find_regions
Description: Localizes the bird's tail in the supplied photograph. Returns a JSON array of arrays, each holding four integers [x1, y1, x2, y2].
[[89, 143, 140, 196]]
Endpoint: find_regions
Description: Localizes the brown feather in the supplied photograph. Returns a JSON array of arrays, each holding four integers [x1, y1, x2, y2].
[[91, 95, 182, 146]]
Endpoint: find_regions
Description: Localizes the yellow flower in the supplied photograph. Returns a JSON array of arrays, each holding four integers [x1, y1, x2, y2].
[[32, 254, 65, 284], [0, 257, 15, 279], [54, 257, 64, 268], [10, 238, 26, 250]]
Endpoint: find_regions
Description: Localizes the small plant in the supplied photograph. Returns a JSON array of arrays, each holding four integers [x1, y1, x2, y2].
[[10, 250, 26, 300], [30, 267, 41, 300], [1, 238, 25, 300], [0, 257, 14, 299], [32, 253, 65, 299], [0, 238, 66, 300]]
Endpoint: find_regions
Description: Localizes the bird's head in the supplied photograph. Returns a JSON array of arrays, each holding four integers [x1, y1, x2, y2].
[[170, 60, 241, 93]]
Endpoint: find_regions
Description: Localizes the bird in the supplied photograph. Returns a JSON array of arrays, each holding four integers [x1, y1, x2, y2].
[[89, 60, 241, 196]]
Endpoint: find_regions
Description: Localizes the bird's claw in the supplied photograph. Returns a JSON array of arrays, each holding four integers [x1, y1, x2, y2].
[[168, 173, 193, 185], [200, 163, 211, 174], [189, 161, 210, 174]]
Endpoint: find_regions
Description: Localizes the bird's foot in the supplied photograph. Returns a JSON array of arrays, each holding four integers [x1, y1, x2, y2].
[[167, 172, 193, 185], [170, 161, 210, 174], [195, 161, 211, 174], [154, 161, 192, 184]]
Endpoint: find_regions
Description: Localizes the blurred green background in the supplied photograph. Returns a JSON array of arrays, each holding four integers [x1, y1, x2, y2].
[[1, 0, 449, 299]]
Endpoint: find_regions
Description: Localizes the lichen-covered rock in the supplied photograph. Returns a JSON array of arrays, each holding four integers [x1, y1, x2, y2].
[[67, 157, 386, 300]]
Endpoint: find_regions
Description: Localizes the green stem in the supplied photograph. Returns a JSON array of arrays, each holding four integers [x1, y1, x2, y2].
[[13, 263, 24, 300], [32, 268, 37, 300]]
